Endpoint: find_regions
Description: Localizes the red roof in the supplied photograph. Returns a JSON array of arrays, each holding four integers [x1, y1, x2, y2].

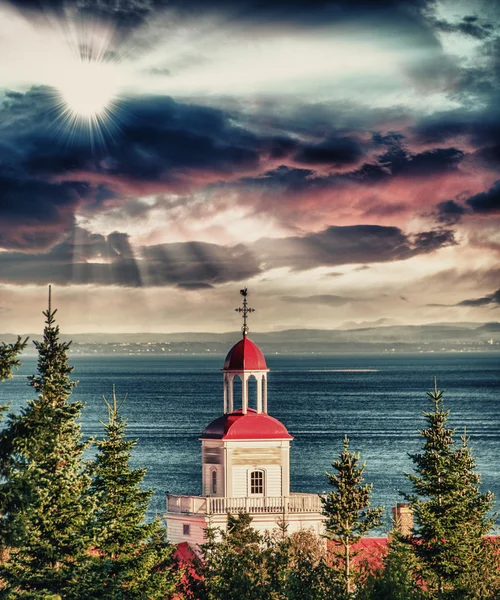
[[201, 408, 293, 440], [223, 336, 268, 371], [328, 538, 388, 570]]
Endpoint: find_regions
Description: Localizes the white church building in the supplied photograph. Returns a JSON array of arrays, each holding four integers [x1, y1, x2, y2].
[[165, 290, 324, 546]]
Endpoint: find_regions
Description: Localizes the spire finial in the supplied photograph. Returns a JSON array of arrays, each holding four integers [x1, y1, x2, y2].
[[235, 287, 255, 336], [48, 284, 52, 315]]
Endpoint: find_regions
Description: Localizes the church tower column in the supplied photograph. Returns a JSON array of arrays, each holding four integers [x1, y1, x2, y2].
[[242, 373, 249, 414], [228, 375, 234, 413], [256, 374, 263, 413]]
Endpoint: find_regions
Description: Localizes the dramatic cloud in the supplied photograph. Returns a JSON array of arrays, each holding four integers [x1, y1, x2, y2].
[[436, 199, 466, 224], [0, 173, 102, 250], [1, 0, 499, 330], [466, 180, 500, 214], [2, 0, 438, 33], [458, 289, 500, 307], [293, 136, 364, 167], [257, 225, 456, 271], [433, 15, 495, 40], [0, 224, 455, 288]]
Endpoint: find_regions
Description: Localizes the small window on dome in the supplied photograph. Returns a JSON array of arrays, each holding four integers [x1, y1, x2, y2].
[[250, 470, 264, 495]]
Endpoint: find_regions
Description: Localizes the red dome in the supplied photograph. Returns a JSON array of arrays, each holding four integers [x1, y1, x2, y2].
[[201, 408, 293, 440], [223, 336, 268, 371]]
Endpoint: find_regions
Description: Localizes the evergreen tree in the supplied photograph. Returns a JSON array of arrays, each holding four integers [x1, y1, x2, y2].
[[359, 534, 425, 600], [403, 380, 497, 598], [0, 292, 94, 598], [0, 337, 28, 384], [0, 337, 28, 425], [81, 388, 178, 599], [321, 435, 384, 597]]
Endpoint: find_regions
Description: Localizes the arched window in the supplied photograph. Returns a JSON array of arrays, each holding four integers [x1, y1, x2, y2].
[[250, 470, 264, 495], [211, 469, 217, 495]]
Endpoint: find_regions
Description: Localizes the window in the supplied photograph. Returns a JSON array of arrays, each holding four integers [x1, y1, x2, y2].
[[250, 470, 264, 495], [211, 469, 217, 495], [183, 524, 190, 536]]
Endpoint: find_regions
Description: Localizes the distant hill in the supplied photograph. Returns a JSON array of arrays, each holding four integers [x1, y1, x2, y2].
[[2, 322, 498, 355]]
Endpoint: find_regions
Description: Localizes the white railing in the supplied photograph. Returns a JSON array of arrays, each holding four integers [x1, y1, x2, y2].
[[166, 493, 322, 515]]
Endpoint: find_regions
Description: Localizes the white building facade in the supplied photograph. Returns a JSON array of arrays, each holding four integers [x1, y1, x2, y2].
[[165, 292, 324, 546]]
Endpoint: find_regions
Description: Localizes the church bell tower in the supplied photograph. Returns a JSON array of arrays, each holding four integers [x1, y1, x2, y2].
[[165, 289, 324, 545]]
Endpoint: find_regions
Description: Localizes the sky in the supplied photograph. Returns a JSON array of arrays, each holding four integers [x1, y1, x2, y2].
[[0, 0, 499, 334]]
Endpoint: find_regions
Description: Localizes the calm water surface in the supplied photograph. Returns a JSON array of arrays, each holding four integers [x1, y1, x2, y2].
[[2, 353, 499, 531]]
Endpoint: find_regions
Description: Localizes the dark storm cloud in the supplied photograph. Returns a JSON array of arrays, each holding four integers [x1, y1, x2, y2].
[[0, 228, 260, 288], [466, 180, 500, 214], [3, 0, 437, 35], [413, 108, 500, 150], [433, 16, 495, 40], [0, 230, 142, 287], [458, 289, 500, 307], [436, 180, 500, 224], [0, 173, 101, 250], [436, 199, 466, 224], [239, 144, 465, 199], [0, 224, 455, 287], [256, 225, 456, 271], [379, 147, 464, 177], [1, 90, 262, 181], [293, 136, 363, 167], [140, 241, 261, 287]]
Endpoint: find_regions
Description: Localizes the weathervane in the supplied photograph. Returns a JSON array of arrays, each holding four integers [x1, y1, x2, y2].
[[235, 287, 255, 336]]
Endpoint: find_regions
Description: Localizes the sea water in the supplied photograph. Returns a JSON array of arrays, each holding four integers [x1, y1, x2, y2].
[[1, 353, 499, 532]]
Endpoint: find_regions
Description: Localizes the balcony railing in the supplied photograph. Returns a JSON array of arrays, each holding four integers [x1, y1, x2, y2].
[[166, 493, 322, 515]]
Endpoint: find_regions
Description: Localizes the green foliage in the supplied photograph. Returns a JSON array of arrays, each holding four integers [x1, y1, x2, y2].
[[194, 514, 345, 600], [403, 382, 498, 598], [322, 435, 384, 597], [0, 300, 94, 598], [81, 387, 178, 599], [198, 513, 270, 600], [273, 529, 343, 600], [0, 337, 28, 383], [359, 534, 426, 600], [0, 336, 28, 423]]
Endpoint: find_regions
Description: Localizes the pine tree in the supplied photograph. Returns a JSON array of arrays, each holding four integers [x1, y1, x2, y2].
[[360, 533, 425, 600], [81, 387, 178, 599], [0, 291, 94, 598], [0, 337, 28, 426], [404, 380, 497, 598], [321, 435, 384, 597], [0, 337, 28, 384]]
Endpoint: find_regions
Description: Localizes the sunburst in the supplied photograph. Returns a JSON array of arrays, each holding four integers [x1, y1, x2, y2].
[[49, 24, 125, 146]]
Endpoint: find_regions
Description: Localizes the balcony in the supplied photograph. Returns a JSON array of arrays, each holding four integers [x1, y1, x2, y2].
[[166, 493, 323, 515]]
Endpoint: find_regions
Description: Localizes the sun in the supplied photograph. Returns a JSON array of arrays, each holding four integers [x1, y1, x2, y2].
[[48, 25, 125, 145], [58, 59, 119, 119]]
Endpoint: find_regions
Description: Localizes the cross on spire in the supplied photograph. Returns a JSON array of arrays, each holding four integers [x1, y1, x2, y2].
[[235, 287, 255, 336]]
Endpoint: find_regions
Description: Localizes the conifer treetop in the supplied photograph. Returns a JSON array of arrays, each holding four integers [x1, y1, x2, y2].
[[322, 435, 384, 546], [28, 286, 76, 406]]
